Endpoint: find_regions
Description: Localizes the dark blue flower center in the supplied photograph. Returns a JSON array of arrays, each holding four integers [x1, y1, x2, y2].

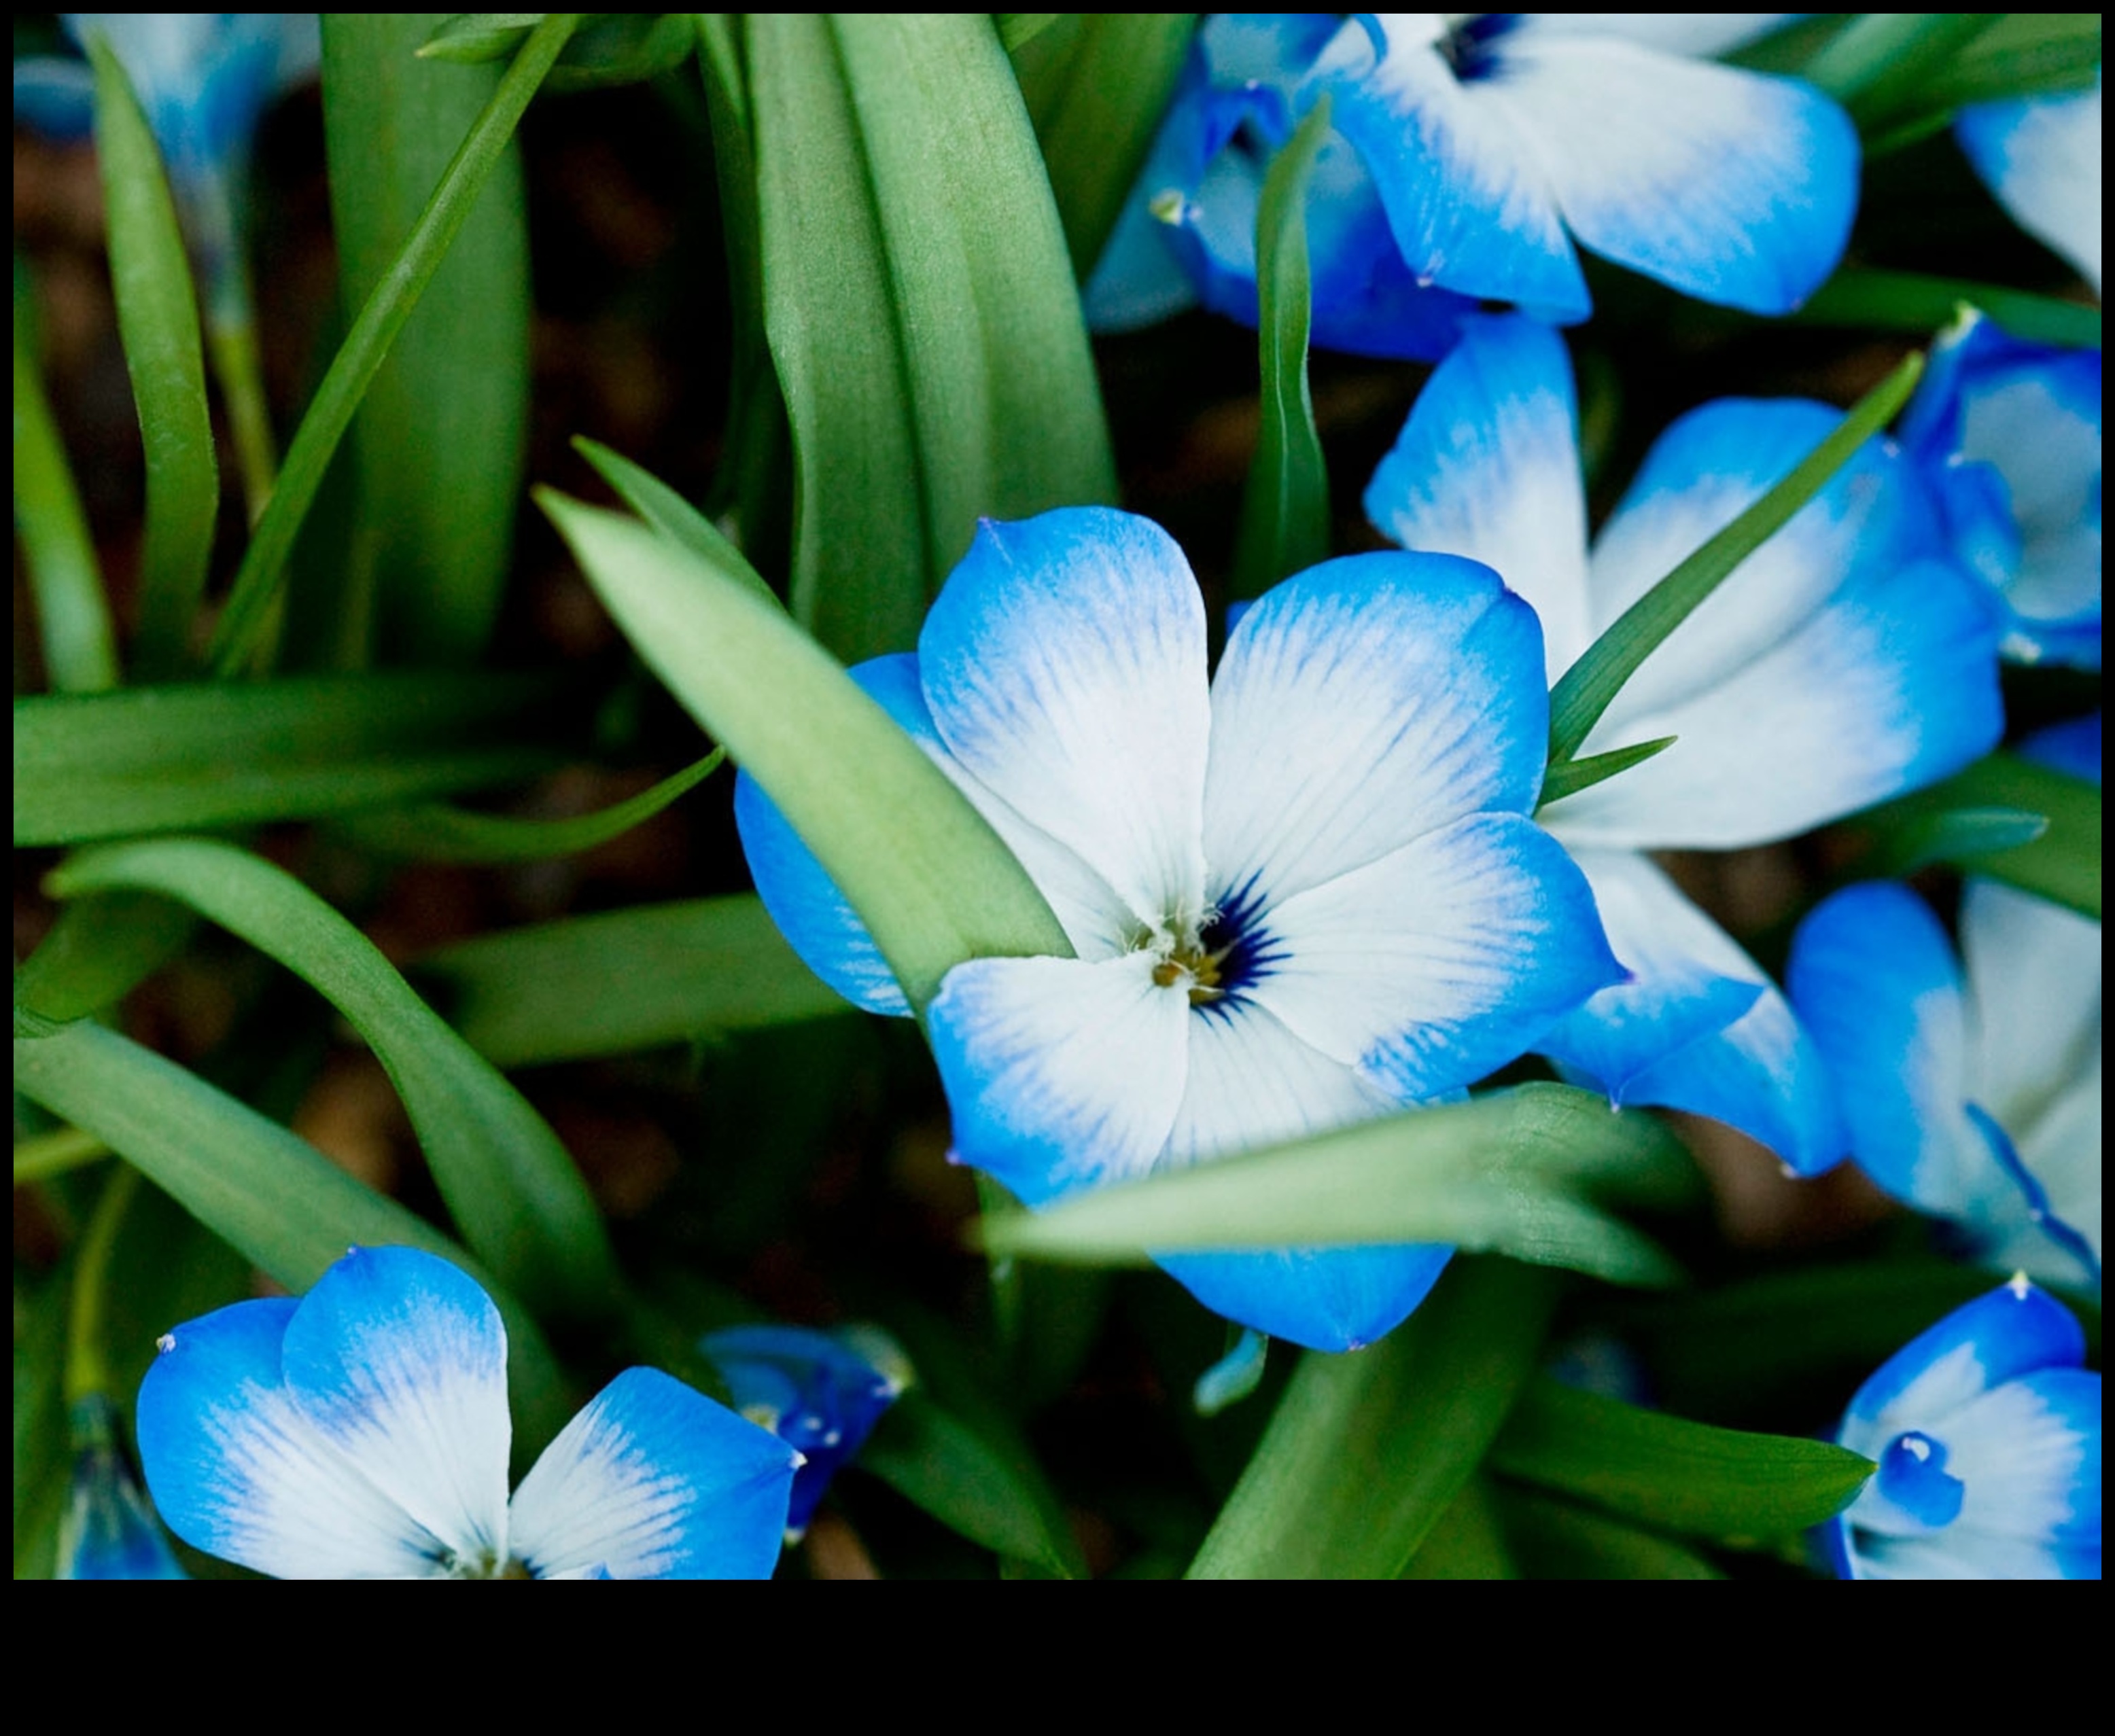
[[1877, 1430, 1965, 1529], [1440, 13, 1521, 82]]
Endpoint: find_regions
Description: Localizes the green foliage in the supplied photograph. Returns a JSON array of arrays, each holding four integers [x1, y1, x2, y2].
[[543, 493, 1070, 1012], [1798, 268, 2101, 350], [14, 671, 567, 845], [745, 12, 1115, 664], [1230, 94, 1331, 603], [1490, 1377, 1876, 1538], [418, 893, 848, 1068], [207, 14, 579, 674], [1187, 1260, 1561, 1579], [321, 14, 532, 665], [47, 838, 618, 1319], [977, 1083, 1697, 1288], [13, 1017, 574, 1457], [85, 37, 219, 681]]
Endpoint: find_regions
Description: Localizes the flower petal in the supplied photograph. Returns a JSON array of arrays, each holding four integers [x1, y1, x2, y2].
[[1536, 849, 1845, 1173], [276, 1245, 512, 1572], [1246, 812, 1621, 1101], [1204, 550, 1548, 914], [918, 510, 1210, 936], [1082, 53, 1208, 333], [1304, 16, 1590, 319], [1511, 16, 1802, 58], [1961, 878, 2101, 1139], [928, 952, 1191, 1207], [1488, 38, 1856, 315], [1152, 996, 1452, 1350], [11, 56, 97, 142], [1840, 1279, 2086, 1453], [1787, 883, 1980, 1214], [1932, 1368, 2101, 1562], [1564, 558, 2002, 848], [1957, 80, 2102, 296], [1988, 1060, 2104, 1288], [508, 1368, 799, 1580], [1364, 313, 1594, 673], [137, 1297, 448, 1578]]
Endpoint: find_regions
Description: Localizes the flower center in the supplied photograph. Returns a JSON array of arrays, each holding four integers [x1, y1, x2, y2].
[[1439, 13, 1520, 82], [1153, 938, 1229, 1004]]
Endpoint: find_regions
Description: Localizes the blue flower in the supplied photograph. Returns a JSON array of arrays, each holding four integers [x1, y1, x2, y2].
[[1085, 14, 1473, 359], [1300, 13, 1856, 322], [1365, 313, 2006, 1172], [1957, 75, 2101, 299], [737, 506, 1621, 1351], [702, 1324, 910, 1539], [137, 1245, 801, 1579], [1787, 720, 2103, 1290], [1829, 1277, 2100, 1580], [1897, 311, 2101, 671], [56, 1394, 188, 1580]]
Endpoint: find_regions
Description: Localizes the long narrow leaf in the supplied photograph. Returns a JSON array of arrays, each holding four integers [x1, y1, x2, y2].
[[1495, 1486, 1727, 1580], [1028, 14, 1198, 277], [1187, 1259, 1560, 1579], [417, 893, 847, 1068], [206, 14, 578, 674], [322, 14, 531, 664], [14, 670, 566, 846], [13, 318, 119, 692], [1231, 93, 1331, 602], [1848, 752, 2100, 920], [47, 838, 617, 1318], [86, 37, 218, 680], [1545, 352, 1924, 770], [542, 493, 1070, 1012], [977, 1083, 1695, 1288], [1490, 1376, 1874, 1538], [573, 437, 777, 604], [14, 894, 195, 1025], [12, 1016, 573, 1455], [1796, 267, 2100, 351], [330, 748, 723, 862], [1800, 14, 2000, 121]]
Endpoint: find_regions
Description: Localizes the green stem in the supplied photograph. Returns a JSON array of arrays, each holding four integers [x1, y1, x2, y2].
[[205, 13, 582, 675], [208, 311, 279, 527], [13, 321, 120, 693], [14, 1126, 114, 1186], [64, 1163, 141, 1403]]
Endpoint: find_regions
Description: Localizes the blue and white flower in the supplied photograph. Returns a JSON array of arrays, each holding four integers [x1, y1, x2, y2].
[[1957, 75, 2101, 299], [1301, 13, 1856, 322], [137, 1245, 800, 1579], [56, 1394, 187, 1580], [737, 506, 1622, 1351], [1365, 313, 2006, 1171], [1830, 1277, 2101, 1580], [1787, 720, 2102, 1290], [1898, 311, 2101, 670], [703, 1324, 910, 1540], [1085, 13, 1473, 359]]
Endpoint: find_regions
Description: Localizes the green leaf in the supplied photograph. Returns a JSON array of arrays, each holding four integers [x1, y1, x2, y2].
[[13, 308, 120, 692], [1535, 735, 1677, 809], [207, 14, 578, 675], [1490, 1376, 1874, 1538], [542, 494, 1070, 1012], [419, 14, 546, 62], [1795, 268, 2100, 351], [85, 35, 219, 681], [1187, 1258, 1561, 1579], [47, 837, 616, 1319], [1893, 13, 2103, 120], [13, 895, 197, 1025], [417, 893, 847, 1068], [747, 13, 1116, 665], [330, 747, 723, 862], [995, 14, 1064, 55], [1800, 14, 2002, 122], [1026, 14, 1198, 277], [859, 1389, 1087, 1578], [12, 1016, 573, 1455], [1543, 351, 1925, 774], [14, 669, 566, 846], [1624, 1257, 2101, 1429], [1849, 751, 2100, 920], [1231, 92, 1331, 603], [322, 14, 532, 665], [572, 438, 777, 605], [977, 1082, 1696, 1288], [1397, 1477, 1518, 1579], [1495, 1486, 1727, 1580]]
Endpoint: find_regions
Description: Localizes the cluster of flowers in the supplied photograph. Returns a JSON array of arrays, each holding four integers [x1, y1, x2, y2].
[[48, 14, 2099, 1578]]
